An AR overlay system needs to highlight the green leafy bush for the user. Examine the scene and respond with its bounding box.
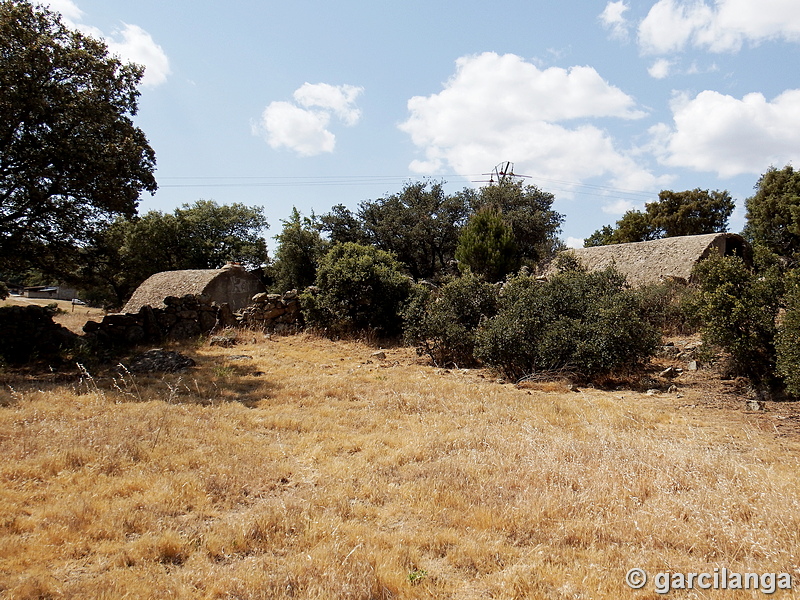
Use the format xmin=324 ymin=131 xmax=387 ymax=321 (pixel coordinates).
xmin=776 ymin=276 xmax=800 ymax=396
xmin=454 ymin=207 xmax=519 ymax=282
xmin=692 ymin=255 xmax=784 ymax=393
xmin=474 ymin=268 xmax=658 ymax=381
xmin=271 ymin=207 xmax=328 ymax=293
xmin=403 ymin=271 xmax=499 ymax=366
xmin=633 ymin=280 xmax=699 ymax=335
xmin=300 ymin=242 xmax=412 ymax=337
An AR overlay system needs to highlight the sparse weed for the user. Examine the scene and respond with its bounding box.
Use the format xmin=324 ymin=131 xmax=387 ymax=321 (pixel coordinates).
xmin=213 ymin=365 xmax=235 ymax=378
xmin=407 ymin=568 xmax=428 ymax=585
xmin=112 ymin=363 xmax=143 ymax=402
xmin=76 ymin=362 xmax=106 ymax=401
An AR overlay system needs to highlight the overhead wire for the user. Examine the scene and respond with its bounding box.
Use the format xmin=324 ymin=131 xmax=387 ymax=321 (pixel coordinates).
xmin=157 ymin=173 xmax=658 ymax=205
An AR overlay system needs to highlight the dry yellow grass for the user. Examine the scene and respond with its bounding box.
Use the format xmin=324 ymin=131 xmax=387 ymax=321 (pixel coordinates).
xmin=1 ymin=332 xmax=799 ymax=599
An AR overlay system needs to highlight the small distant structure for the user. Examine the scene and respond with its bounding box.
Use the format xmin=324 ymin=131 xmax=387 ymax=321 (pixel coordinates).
xmin=562 ymin=233 xmax=751 ymax=286
xmin=24 ymin=285 xmax=78 ymax=300
xmin=123 ymin=263 xmax=266 ymax=313
xmin=474 ymin=161 xmax=531 ymax=186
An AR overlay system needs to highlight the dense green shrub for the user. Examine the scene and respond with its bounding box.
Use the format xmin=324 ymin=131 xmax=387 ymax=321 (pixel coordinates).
xmin=271 ymin=207 xmax=328 ymax=293
xmin=300 ymin=242 xmax=412 ymax=337
xmin=633 ymin=280 xmax=699 ymax=335
xmin=474 ymin=268 xmax=658 ymax=380
xmin=454 ymin=208 xmax=519 ymax=282
xmin=692 ymin=255 xmax=784 ymax=393
xmin=776 ymin=277 xmax=800 ymax=396
xmin=403 ymin=271 xmax=499 ymax=366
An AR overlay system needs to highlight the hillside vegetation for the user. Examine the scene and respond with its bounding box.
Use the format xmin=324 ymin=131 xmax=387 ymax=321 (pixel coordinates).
xmin=1 ymin=333 xmax=798 ymax=599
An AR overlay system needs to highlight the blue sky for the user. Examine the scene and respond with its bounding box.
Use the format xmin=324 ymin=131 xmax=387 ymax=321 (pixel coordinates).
xmin=45 ymin=0 xmax=800 ymax=249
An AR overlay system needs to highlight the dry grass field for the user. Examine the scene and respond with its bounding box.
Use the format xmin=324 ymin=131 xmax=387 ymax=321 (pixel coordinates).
xmin=1 ymin=330 xmax=799 ymax=599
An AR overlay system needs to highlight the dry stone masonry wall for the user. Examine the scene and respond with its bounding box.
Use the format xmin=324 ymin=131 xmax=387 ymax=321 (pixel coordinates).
xmin=83 ymin=290 xmax=303 ymax=345
xmin=237 ymin=291 xmax=302 ymax=334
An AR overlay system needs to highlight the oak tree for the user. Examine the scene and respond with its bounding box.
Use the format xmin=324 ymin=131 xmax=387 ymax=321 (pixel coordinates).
xmin=0 ymin=1 xmax=157 ymax=273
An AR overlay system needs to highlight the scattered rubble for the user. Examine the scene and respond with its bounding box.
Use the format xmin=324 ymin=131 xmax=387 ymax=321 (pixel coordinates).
xmin=126 ymin=349 xmax=196 ymax=373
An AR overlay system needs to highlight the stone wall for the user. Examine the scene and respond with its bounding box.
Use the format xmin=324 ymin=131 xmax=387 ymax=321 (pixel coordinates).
xmin=237 ymin=290 xmax=302 ymax=334
xmin=0 ymin=304 xmax=78 ymax=364
xmin=83 ymin=291 xmax=303 ymax=344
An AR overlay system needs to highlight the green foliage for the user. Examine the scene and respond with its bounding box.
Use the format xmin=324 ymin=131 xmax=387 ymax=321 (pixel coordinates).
xmin=316 ymin=204 xmax=367 ymax=245
xmin=474 ymin=269 xmax=658 ymax=380
xmin=355 ymin=181 xmax=469 ymax=280
xmin=465 ymin=180 xmax=564 ymax=265
xmin=0 ymin=281 xmax=7 ymax=300
xmin=403 ymin=271 xmax=499 ymax=366
xmin=585 ymin=212 xmax=649 ymax=245
xmin=170 ymin=200 xmax=269 ymax=268
xmin=407 ymin=569 xmax=428 ymax=585
xmin=271 ymin=208 xmax=328 ymax=293
xmin=632 ymin=280 xmax=699 ymax=335
xmin=454 ymin=208 xmax=519 ymax=282
xmin=692 ymin=256 xmax=785 ymax=392
xmin=551 ymin=251 xmax=588 ymax=274
xmin=76 ymin=200 xmax=268 ymax=308
xmin=0 ymin=1 xmax=156 ymax=274
xmin=317 ymin=180 xmax=562 ymax=281
xmin=585 ymin=189 xmax=734 ymax=246
xmin=583 ymin=225 xmax=615 ymax=247
xmin=776 ymin=277 xmax=800 ymax=396
xmin=614 ymin=210 xmax=660 ymax=243
xmin=300 ymin=243 xmax=412 ymax=337
xmin=744 ymin=165 xmax=800 ymax=260
xmin=649 ymin=189 xmax=735 ymax=237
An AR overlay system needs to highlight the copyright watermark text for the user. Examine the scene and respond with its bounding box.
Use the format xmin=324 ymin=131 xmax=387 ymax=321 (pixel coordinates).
xmin=626 ymin=568 xmax=793 ymax=594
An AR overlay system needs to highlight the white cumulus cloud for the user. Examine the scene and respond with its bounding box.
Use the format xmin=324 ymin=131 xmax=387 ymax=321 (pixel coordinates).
xmin=638 ymin=0 xmax=800 ymax=54
xmin=399 ymin=52 xmax=663 ymax=192
xmin=41 ymin=1 xmax=170 ymax=87
xmin=106 ymin=24 xmax=170 ymax=87
xmin=42 ymin=0 xmax=83 ymax=22
xmin=648 ymin=58 xmax=673 ymax=79
xmin=602 ymin=198 xmax=637 ymax=214
xmin=294 ymin=83 xmax=364 ymax=126
xmin=599 ymin=1 xmax=631 ymax=40
xmin=650 ymin=89 xmax=800 ymax=177
xmin=255 ymin=83 xmax=363 ymax=157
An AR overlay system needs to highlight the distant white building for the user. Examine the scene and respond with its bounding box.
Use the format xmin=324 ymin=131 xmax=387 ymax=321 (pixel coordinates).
xmin=24 ymin=286 xmax=78 ymax=301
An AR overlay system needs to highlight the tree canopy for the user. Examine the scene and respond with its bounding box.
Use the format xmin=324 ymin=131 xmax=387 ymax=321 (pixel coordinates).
xmin=355 ymin=181 xmax=469 ymax=280
xmin=76 ymin=200 xmax=268 ymax=307
xmin=744 ymin=165 xmax=800 ymax=260
xmin=271 ymin=207 xmax=328 ymax=293
xmin=585 ymin=189 xmax=734 ymax=246
xmin=455 ymin=207 xmax=519 ymax=282
xmin=464 ymin=180 xmax=564 ymax=265
xmin=0 ymin=1 xmax=157 ymax=274
xmin=316 ymin=179 xmax=562 ymax=282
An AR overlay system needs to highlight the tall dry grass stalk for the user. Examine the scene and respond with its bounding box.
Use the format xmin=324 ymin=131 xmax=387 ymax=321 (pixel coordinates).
xmin=0 ymin=332 xmax=798 ymax=598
